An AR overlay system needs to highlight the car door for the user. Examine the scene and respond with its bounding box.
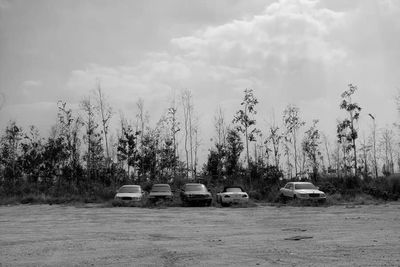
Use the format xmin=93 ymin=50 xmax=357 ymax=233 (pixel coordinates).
xmin=287 ymin=183 xmax=295 ymax=198
xmin=282 ymin=183 xmax=294 ymax=198
xmin=281 ymin=183 xmax=291 ymax=197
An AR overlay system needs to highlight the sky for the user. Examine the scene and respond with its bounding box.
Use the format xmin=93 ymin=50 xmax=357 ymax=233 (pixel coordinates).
xmin=0 ymin=0 xmax=400 ymax=163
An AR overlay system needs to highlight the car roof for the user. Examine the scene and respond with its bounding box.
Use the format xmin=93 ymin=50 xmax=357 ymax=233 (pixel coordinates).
xmin=223 ymin=185 xmax=244 ymax=192
xmin=120 ymin=185 xmax=141 ymax=188
xmin=152 ymin=184 xmax=170 ymax=187
xmin=185 ymin=183 xmax=204 ymax=185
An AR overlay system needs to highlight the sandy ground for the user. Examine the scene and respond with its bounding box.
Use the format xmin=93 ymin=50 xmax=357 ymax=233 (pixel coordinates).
xmin=1 ymin=203 xmax=400 ymax=266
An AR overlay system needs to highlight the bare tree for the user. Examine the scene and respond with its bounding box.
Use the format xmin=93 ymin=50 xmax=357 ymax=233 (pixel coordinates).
xmin=368 ymin=113 xmax=378 ymax=178
xmin=380 ymin=127 xmax=395 ymax=176
xmin=215 ymin=107 xmax=227 ymax=149
xmin=95 ymin=83 xmax=112 ymax=164
xmin=359 ymin=133 xmax=371 ymax=178
xmin=81 ymin=96 xmax=104 ymax=183
xmin=321 ymin=133 xmax=332 ymax=172
xmin=181 ymin=89 xmax=195 ymax=179
xmin=167 ymin=95 xmax=180 ymax=178
xmin=266 ymin=123 xmax=282 ymax=169
xmin=283 ymin=104 xmax=305 ymax=177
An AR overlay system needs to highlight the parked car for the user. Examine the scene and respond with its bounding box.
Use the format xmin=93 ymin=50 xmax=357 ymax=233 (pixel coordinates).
xmin=148 ymin=184 xmax=173 ymax=202
xmin=279 ymin=182 xmax=326 ymax=202
xmin=216 ymin=186 xmax=249 ymax=206
xmin=180 ymin=183 xmax=212 ymax=206
xmin=113 ymin=185 xmax=144 ymax=206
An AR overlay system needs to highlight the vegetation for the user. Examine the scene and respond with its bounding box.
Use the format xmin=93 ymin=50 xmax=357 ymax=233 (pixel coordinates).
xmin=1 ymin=84 xmax=400 ymax=204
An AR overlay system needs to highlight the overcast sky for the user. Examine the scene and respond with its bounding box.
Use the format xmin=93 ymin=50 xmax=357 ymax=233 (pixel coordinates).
xmin=0 ymin=0 xmax=399 ymax=162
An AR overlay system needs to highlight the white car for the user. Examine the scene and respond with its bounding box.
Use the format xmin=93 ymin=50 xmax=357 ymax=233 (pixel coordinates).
xmin=216 ymin=186 xmax=249 ymax=206
xmin=279 ymin=182 xmax=326 ymax=202
xmin=113 ymin=185 xmax=144 ymax=206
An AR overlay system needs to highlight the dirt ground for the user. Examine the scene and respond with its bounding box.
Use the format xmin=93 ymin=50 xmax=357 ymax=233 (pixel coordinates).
xmin=1 ymin=203 xmax=399 ymax=266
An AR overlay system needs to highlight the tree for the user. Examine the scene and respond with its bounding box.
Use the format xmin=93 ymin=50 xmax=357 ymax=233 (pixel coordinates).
xmin=283 ymin=104 xmax=305 ymax=178
xmin=214 ymin=108 xmax=227 ymax=178
xmin=137 ymin=130 xmax=159 ymax=181
xmin=117 ymin=123 xmax=139 ymax=180
xmin=20 ymin=126 xmax=43 ymax=189
xmin=266 ymin=123 xmax=282 ymax=169
xmin=321 ymin=133 xmax=332 ymax=173
xmin=233 ymin=89 xmax=258 ymax=187
xmin=301 ymin=120 xmax=321 ymax=182
xmin=337 ymin=84 xmax=361 ymax=176
xmin=167 ymin=100 xmax=180 ymax=178
xmin=81 ymin=96 xmax=104 ymax=185
xmin=95 ymin=83 xmax=112 ymax=164
xmin=57 ymin=101 xmax=83 ymax=187
xmin=0 ymin=121 xmax=23 ymax=194
xmin=181 ymin=89 xmax=196 ymax=179
xmin=380 ymin=127 xmax=395 ymax=176
xmin=368 ymin=113 xmax=378 ymax=178
xmin=225 ymin=128 xmax=244 ymax=177
xmin=359 ymin=134 xmax=371 ymax=179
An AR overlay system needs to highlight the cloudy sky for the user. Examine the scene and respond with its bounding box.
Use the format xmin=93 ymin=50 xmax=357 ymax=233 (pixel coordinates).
xmin=0 ymin=0 xmax=399 ymax=161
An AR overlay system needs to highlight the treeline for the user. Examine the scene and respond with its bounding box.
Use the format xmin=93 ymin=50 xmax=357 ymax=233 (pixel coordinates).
xmin=0 ymin=84 xmax=399 ymax=201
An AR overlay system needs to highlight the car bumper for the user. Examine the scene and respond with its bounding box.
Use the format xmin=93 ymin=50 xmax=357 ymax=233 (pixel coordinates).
xmin=297 ymin=195 xmax=326 ymax=201
xmin=148 ymin=195 xmax=173 ymax=200
xmin=183 ymin=196 xmax=212 ymax=202
xmin=221 ymin=198 xmax=249 ymax=204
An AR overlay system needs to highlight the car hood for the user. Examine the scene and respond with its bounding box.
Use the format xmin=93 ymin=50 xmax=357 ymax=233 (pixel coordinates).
xmin=184 ymin=190 xmax=210 ymax=195
xmin=149 ymin=192 xmax=172 ymax=196
xmin=115 ymin=193 xmax=142 ymax=198
xmin=295 ymin=189 xmax=324 ymax=194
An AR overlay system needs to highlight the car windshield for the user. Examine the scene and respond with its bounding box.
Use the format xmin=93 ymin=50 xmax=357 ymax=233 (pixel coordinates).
xmin=295 ymin=183 xmax=316 ymax=190
xmin=185 ymin=184 xmax=206 ymax=191
xmin=119 ymin=186 xmax=140 ymax=193
xmin=151 ymin=185 xmax=171 ymax=192
xmin=225 ymin=187 xmax=242 ymax=192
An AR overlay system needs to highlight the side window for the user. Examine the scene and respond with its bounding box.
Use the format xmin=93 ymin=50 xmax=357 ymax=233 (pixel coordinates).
xmin=285 ymin=183 xmax=291 ymax=189
xmin=289 ymin=184 xmax=294 ymax=190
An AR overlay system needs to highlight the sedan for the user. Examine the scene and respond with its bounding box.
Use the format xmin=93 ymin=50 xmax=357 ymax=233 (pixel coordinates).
xmin=279 ymin=182 xmax=326 ymax=202
xmin=148 ymin=184 xmax=173 ymax=202
xmin=180 ymin=183 xmax=212 ymax=206
xmin=216 ymin=186 xmax=249 ymax=206
xmin=113 ymin=185 xmax=144 ymax=206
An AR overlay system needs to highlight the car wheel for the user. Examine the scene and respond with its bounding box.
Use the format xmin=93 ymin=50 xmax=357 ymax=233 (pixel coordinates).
xmin=221 ymin=202 xmax=229 ymax=207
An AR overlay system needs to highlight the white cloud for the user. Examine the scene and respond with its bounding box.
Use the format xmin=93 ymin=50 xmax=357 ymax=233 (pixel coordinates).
xmin=22 ymin=80 xmax=42 ymax=87
xmin=58 ymin=0 xmax=400 ymax=164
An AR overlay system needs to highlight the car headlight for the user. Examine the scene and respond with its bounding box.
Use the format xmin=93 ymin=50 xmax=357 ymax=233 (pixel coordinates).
xmin=242 ymin=194 xmax=248 ymax=198
xmin=299 ymin=193 xmax=308 ymax=197
xmin=321 ymin=194 xmax=326 ymax=197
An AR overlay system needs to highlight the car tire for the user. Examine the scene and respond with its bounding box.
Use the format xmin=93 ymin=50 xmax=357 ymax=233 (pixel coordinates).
xmin=221 ymin=202 xmax=229 ymax=207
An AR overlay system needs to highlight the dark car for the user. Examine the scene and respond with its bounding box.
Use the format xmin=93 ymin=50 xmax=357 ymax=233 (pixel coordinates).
xmin=180 ymin=183 xmax=212 ymax=206
xmin=148 ymin=184 xmax=173 ymax=202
